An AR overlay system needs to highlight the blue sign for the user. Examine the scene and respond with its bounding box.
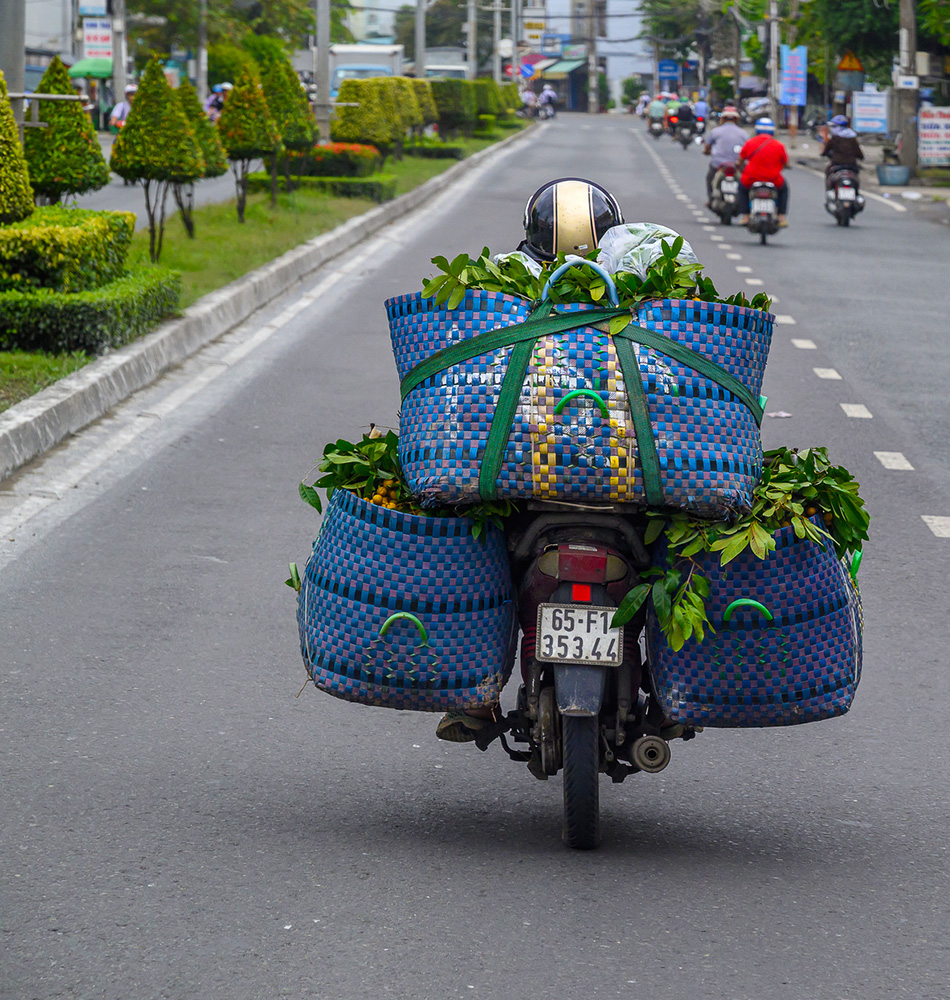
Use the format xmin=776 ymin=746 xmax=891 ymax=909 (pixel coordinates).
xmin=78 ymin=1 xmax=107 ymax=14
xmin=658 ymin=59 xmax=678 ymax=78
xmin=519 ymin=63 xmax=535 ymax=79
xmin=779 ymin=44 xmax=807 ymax=107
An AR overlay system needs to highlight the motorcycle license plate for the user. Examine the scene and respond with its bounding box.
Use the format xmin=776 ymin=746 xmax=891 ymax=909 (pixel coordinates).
xmin=838 ymin=187 xmax=856 ymax=200
xmin=536 ymin=604 xmax=623 ymax=667
xmin=752 ymin=198 xmax=774 ymax=213
xmin=721 ymin=180 xmax=738 ymax=194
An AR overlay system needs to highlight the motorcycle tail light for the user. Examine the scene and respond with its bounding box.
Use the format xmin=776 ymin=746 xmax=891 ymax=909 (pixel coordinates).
xmin=571 ymin=584 xmax=592 ymax=603
xmin=670 ymin=115 xmax=678 ymax=123
xmin=723 ymin=165 xmax=735 ymax=176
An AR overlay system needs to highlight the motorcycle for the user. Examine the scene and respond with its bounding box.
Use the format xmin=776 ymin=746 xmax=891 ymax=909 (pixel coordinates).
xmin=668 ymin=114 xmax=694 ymax=149
xmin=825 ymin=167 xmax=865 ymax=226
xmin=694 ymin=115 xmax=706 ymax=136
xmin=746 ymin=181 xmax=781 ymax=244
xmin=648 ymin=117 xmax=665 ymax=140
xmin=710 ymin=164 xmax=741 ymax=225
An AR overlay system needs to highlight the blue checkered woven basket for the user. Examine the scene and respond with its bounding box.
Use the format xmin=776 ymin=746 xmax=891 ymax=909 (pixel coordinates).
xmin=297 ymin=489 xmax=517 ymax=711
xmin=647 ymin=525 xmax=863 ymax=727
xmin=386 ymin=290 xmax=773 ymax=518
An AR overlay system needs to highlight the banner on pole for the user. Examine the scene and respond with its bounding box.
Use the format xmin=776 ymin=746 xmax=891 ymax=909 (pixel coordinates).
xmin=919 ymin=107 xmax=950 ymax=166
xmin=779 ymin=45 xmax=807 ymax=106
xmin=852 ymin=92 xmax=889 ymax=134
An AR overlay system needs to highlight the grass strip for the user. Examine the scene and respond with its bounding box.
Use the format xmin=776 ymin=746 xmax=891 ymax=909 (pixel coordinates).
xmin=0 ymin=128 xmax=524 ymax=414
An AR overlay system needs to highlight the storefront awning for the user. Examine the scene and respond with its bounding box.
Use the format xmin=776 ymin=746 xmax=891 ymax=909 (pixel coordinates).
xmin=540 ymin=59 xmax=586 ymax=80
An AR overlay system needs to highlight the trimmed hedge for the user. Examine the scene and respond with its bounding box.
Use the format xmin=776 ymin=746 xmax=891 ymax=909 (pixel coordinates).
xmin=330 ymin=79 xmax=392 ymax=155
xmin=276 ymin=142 xmax=382 ymax=177
xmin=474 ymin=114 xmax=497 ymax=135
xmin=412 ymin=79 xmax=439 ymax=128
xmin=405 ymin=140 xmax=465 ymax=160
xmin=246 ymin=172 xmax=396 ymax=203
xmin=0 ymin=207 xmax=135 ymax=293
xmin=430 ymin=79 xmax=478 ymax=138
xmin=0 ymin=265 xmax=181 ymax=354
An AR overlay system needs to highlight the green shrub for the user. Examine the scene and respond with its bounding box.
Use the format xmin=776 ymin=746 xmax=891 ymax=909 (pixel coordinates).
xmin=404 ymin=139 xmax=464 ymax=159
xmin=263 ymin=57 xmax=316 ymax=152
xmin=368 ymin=78 xmax=405 ymax=157
xmin=330 ymin=79 xmax=392 ymax=159
xmin=474 ymin=78 xmax=503 ymax=116
xmin=22 ymin=56 xmax=110 ymax=204
xmin=240 ymin=33 xmax=288 ymax=76
xmin=0 ymin=207 xmax=134 ymax=293
xmin=275 ymin=142 xmax=381 ymax=177
xmin=474 ymin=113 xmax=496 ymax=135
xmin=246 ymin=172 xmax=397 ymax=203
xmin=0 ymin=70 xmax=34 ymax=224
xmin=430 ymin=79 xmax=477 ymax=138
xmin=177 ymin=79 xmax=228 ymax=179
xmin=208 ymin=43 xmax=259 ymax=89
xmin=411 ymin=79 xmax=439 ymax=128
xmin=0 ymin=266 xmax=181 ymax=354
xmin=392 ymin=77 xmax=423 ymax=134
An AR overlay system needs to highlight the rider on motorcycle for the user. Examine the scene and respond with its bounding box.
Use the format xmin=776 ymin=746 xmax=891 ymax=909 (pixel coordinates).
xmin=670 ymin=100 xmax=695 ymax=135
xmin=822 ymin=114 xmax=864 ymax=189
xmin=702 ymin=105 xmax=746 ymax=205
xmin=736 ymin=117 xmax=790 ymax=227
xmin=538 ymin=83 xmax=558 ymax=117
xmin=437 ymin=177 xmax=625 ymax=742
xmin=647 ymin=94 xmax=667 ymax=128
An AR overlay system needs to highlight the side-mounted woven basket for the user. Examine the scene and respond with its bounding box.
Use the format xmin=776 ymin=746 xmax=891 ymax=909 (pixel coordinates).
xmin=647 ymin=524 xmax=863 ymax=727
xmin=297 ymin=489 xmax=517 ymax=711
xmin=387 ymin=265 xmax=773 ymax=519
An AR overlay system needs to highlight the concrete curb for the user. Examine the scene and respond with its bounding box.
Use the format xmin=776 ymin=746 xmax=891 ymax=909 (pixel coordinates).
xmin=0 ymin=125 xmax=536 ymax=483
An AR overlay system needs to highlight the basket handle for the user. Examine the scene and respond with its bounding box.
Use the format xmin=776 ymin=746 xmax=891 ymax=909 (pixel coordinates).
xmin=378 ymin=612 xmax=429 ymax=647
xmin=722 ymin=599 xmax=774 ymax=624
xmin=849 ymin=550 xmax=862 ymax=581
xmin=554 ymin=389 xmax=610 ymax=420
xmin=540 ymin=258 xmax=620 ymax=306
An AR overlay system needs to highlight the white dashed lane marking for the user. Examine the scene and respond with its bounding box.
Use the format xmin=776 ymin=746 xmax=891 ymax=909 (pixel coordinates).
xmin=814 ymin=368 xmax=842 ymax=380
xmin=775 ymin=315 xmax=796 ymax=325
xmin=745 ymin=278 xmax=764 ymax=286
xmin=922 ymin=516 xmax=950 ymax=537
xmin=710 ymin=235 xmax=725 ymax=241
xmin=791 ymin=338 xmax=816 ymax=348
xmin=702 ymin=225 xmax=716 ymax=231
xmin=875 ymin=451 xmax=914 ymax=470
xmin=726 ymin=252 xmax=742 ymax=260
xmin=841 ymin=403 xmax=873 ymax=418
xmin=717 ymin=244 xmax=733 ymax=250
xmin=736 ymin=265 xmax=752 ymax=273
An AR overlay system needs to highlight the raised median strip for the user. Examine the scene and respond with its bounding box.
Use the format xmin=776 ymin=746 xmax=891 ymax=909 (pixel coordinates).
xmin=0 ymin=124 xmax=535 ymax=484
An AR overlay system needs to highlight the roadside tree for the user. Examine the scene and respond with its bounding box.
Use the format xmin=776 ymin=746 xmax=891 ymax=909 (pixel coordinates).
xmin=0 ymin=71 xmax=35 ymax=224
xmin=263 ymin=58 xmax=316 ymax=199
xmin=174 ymin=78 xmax=228 ymax=237
xmin=110 ymin=59 xmax=204 ymax=261
xmin=330 ymin=80 xmax=392 ymax=162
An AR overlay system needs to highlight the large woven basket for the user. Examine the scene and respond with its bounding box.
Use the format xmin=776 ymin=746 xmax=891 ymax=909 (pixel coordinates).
xmin=297 ymin=489 xmax=517 ymax=711
xmin=387 ymin=285 xmax=772 ymax=518
xmin=647 ymin=525 xmax=863 ymax=727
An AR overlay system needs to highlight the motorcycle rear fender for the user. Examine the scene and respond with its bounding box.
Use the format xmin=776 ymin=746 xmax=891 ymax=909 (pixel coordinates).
xmin=555 ymin=664 xmax=607 ymax=717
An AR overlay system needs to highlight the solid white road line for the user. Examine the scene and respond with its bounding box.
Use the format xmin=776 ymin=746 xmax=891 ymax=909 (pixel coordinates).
xmin=814 ymin=368 xmax=842 ymax=379
xmin=922 ymin=516 xmax=950 ymax=537
xmin=875 ymin=451 xmax=914 ymax=470
xmin=791 ymin=338 xmax=816 ymax=348
xmin=841 ymin=403 xmax=873 ymax=418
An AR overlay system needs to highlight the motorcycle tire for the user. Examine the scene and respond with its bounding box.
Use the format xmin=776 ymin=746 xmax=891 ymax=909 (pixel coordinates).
xmin=562 ymin=715 xmax=600 ymax=850
xmin=838 ymin=213 xmax=850 ymax=227
xmin=760 ymin=230 xmax=768 ymax=245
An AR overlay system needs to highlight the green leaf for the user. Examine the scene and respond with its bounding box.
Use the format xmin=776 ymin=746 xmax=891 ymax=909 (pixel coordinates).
xmin=611 ymin=583 xmax=650 ymax=627
xmin=652 ymin=578 xmax=672 ymax=623
xmin=644 ymin=516 xmax=667 ymax=546
xmin=298 ymin=482 xmax=322 ymax=512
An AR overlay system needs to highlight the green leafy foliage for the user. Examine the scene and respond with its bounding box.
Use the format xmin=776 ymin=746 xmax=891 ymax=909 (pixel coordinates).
xmin=176 ymin=78 xmax=228 ymax=178
xmin=274 ymin=141 xmax=381 ymax=178
xmin=612 ymin=447 xmax=870 ymax=651
xmin=298 ymin=427 xmax=518 ymax=542
xmin=0 ymin=265 xmax=180 ymax=354
xmin=0 ymin=70 xmax=35 ymax=224
xmin=22 ymin=56 xmax=110 ymax=203
xmin=392 ymin=77 xmax=424 ymax=134
xmin=246 ymin=171 xmax=395 ymax=202
xmin=330 ymin=79 xmax=392 ymax=156
xmin=411 ymin=79 xmax=439 ymax=128
xmin=0 ymin=207 xmax=134 ymax=293
xmin=263 ymin=57 xmax=316 ymax=152
xmin=207 ymin=42 xmax=260 ymax=89
xmin=421 ymin=238 xmax=773 ymax=313
xmin=429 ymin=79 xmax=478 ymax=138
xmin=217 ymin=64 xmax=281 ymax=160
xmin=368 ymin=78 xmax=405 ymax=156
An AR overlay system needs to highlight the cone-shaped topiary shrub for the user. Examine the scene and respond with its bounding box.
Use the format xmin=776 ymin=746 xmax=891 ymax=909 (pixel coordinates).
xmin=217 ymin=65 xmax=281 ymax=222
xmin=173 ymin=78 xmax=227 ymax=237
xmin=411 ymin=79 xmax=439 ymax=131
xmin=263 ymin=57 xmax=316 ymax=200
xmin=111 ymin=58 xmax=204 ymax=260
xmin=0 ymin=71 xmax=35 ymax=225
xmin=330 ymin=79 xmax=392 ymax=163
xmin=22 ymin=56 xmax=110 ymax=204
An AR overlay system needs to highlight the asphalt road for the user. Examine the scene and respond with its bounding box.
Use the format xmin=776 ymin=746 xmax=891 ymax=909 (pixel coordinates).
xmin=2 ymin=116 xmax=950 ymax=1000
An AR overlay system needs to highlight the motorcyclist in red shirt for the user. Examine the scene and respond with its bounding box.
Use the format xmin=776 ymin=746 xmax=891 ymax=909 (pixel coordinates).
xmin=736 ymin=117 xmax=790 ymax=226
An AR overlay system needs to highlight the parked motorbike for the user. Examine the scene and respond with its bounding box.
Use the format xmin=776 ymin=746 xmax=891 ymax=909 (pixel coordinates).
xmin=648 ymin=117 xmax=665 ymax=140
xmin=710 ymin=165 xmax=741 ymax=225
xmin=825 ymin=167 xmax=864 ymax=226
xmin=746 ymin=181 xmax=781 ymax=244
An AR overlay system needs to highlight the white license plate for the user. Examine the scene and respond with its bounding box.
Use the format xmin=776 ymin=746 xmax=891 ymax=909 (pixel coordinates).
xmin=837 ymin=187 xmax=856 ymax=200
xmin=536 ymin=604 xmax=623 ymax=667
xmin=752 ymin=198 xmax=775 ymax=213
xmin=721 ymin=180 xmax=738 ymax=194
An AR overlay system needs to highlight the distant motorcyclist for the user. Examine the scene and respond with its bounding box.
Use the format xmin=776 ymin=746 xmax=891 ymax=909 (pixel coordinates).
xmin=693 ymin=96 xmax=709 ymax=121
xmin=538 ymin=83 xmax=558 ymax=117
xmin=822 ymin=114 xmax=864 ymax=189
xmin=647 ymin=95 xmax=667 ymax=124
xmin=736 ymin=117 xmax=790 ymax=226
xmin=669 ymin=99 xmax=694 ymax=137
xmin=703 ymin=105 xmax=746 ymax=205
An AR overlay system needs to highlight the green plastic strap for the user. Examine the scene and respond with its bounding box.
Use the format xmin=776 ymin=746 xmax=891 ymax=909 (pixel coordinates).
xmin=722 ymin=599 xmax=774 ymax=624
xmin=613 ymin=335 xmax=665 ymax=506
xmin=850 ymin=550 xmax=862 ymax=581
xmin=613 ymin=323 xmax=765 ymax=425
xmin=379 ymin=612 xmax=429 ymax=646
xmin=399 ymin=306 xmax=626 ymax=401
xmin=554 ymin=389 xmax=610 ymax=420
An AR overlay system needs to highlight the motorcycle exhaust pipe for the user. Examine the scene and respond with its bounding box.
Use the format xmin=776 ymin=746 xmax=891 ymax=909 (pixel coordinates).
xmin=631 ymin=735 xmax=672 ymax=773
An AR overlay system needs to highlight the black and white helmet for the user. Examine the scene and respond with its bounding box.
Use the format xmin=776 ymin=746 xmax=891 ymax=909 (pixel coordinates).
xmin=518 ymin=177 xmax=624 ymax=262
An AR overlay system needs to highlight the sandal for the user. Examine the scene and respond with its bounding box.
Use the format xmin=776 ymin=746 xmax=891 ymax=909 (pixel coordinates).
xmin=436 ymin=709 xmax=493 ymax=743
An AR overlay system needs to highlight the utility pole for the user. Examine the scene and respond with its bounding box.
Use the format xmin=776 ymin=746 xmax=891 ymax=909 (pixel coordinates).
xmin=314 ymin=0 xmax=331 ymax=142
xmin=768 ymin=0 xmax=779 ymax=125
xmin=652 ymin=39 xmax=659 ymax=98
xmin=899 ymin=0 xmax=918 ymax=171
xmin=587 ymin=0 xmax=597 ymax=114
xmin=0 ymin=0 xmax=26 ymax=125
xmin=467 ymin=0 xmax=477 ymax=79
xmin=197 ymin=0 xmax=208 ymax=102
xmin=112 ymin=0 xmax=128 ymax=95
xmin=492 ymin=0 xmax=502 ymax=84
xmin=415 ymin=0 xmax=426 ymax=80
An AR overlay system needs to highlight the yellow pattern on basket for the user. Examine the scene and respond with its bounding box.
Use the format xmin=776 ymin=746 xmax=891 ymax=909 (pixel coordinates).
xmin=523 ymin=334 xmax=637 ymax=499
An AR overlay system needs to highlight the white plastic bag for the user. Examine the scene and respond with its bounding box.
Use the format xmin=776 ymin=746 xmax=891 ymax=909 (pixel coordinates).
xmin=490 ymin=250 xmax=544 ymax=277
xmin=596 ymin=223 xmax=698 ymax=279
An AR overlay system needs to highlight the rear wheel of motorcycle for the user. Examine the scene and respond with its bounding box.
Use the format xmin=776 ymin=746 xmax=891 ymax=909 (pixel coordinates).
xmin=760 ymin=230 xmax=768 ymax=245
xmin=562 ymin=715 xmax=600 ymax=850
xmin=839 ymin=213 xmax=850 ymax=227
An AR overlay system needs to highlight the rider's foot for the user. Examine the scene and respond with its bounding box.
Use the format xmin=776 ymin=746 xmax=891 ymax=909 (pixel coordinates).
xmin=436 ymin=706 xmax=497 ymax=743
xmin=778 ymin=214 xmax=789 ymax=227
xmin=737 ymin=214 xmax=750 ymax=225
